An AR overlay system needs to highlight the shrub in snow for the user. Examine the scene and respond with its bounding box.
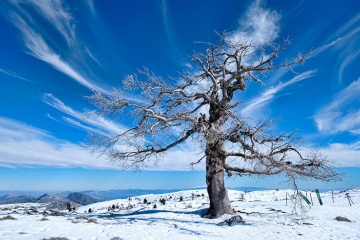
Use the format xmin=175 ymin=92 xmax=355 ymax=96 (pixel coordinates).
xmin=88 ymin=218 xmax=98 ymax=224
xmin=0 ymin=215 xmax=16 ymax=220
xmin=185 ymin=203 xmax=192 ymax=209
xmin=335 ymin=216 xmax=351 ymax=222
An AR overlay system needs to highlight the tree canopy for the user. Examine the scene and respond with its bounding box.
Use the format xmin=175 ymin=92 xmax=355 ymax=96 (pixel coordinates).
xmin=87 ymin=33 xmax=339 ymax=218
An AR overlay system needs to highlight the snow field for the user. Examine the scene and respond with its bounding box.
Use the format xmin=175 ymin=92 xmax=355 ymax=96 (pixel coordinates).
xmin=0 ymin=188 xmax=359 ymax=240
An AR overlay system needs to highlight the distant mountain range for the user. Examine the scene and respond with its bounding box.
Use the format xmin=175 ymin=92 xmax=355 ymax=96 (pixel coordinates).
xmin=81 ymin=189 xmax=184 ymax=201
xmin=0 ymin=192 xmax=99 ymax=206
xmin=0 ymin=187 xmax=268 ymax=205
xmin=0 ymin=194 xmax=37 ymax=204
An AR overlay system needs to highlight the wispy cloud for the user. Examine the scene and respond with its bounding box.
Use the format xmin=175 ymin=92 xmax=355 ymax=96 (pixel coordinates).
xmin=321 ymin=141 xmax=360 ymax=167
xmin=0 ymin=68 xmax=34 ymax=83
xmin=25 ymin=0 xmax=75 ymax=45
xmin=241 ymin=70 xmax=317 ymax=116
xmin=12 ymin=14 xmax=109 ymax=93
xmin=0 ymin=116 xmax=202 ymax=170
xmin=229 ymin=0 xmax=280 ymax=44
xmin=315 ymin=11 xmax=360 ymax=85
xmin=316 ymin=12 xmax=360 ymax=54
xmin=2 ymin=116 xmax=358 ymax=169
xmin=338 ymin=48 xmax=360 ymax=84
xmin=0 ymin=116 xmax=114 ymax=169
xmin=327 ymin=12 xmax=360 ymax=43
xmin=62 ymin=117 xmax=105 ymax=135
xmin=42 ymin=93 xmax=124 ymax=135
xmin=85 ymin=0 xmax=96 ymax=16
xmin=159 ymin=0 xmax=184 ymax=66
xmin=314 ymin=77 xmax=360 ymax=134
xmin=3 ymin=0 xmax=111 ymax=94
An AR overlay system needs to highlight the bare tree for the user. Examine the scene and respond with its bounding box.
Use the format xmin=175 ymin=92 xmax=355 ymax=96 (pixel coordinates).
xmin=87 ymin=34 xmax=339 ymax=218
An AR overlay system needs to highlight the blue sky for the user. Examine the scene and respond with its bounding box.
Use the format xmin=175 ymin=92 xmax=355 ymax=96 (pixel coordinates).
xmin=0 ymin=0 xmax=359 ymax=191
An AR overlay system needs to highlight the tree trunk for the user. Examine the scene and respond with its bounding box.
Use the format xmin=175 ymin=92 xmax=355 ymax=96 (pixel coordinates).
xmin=203 ymin=141 xmax=234 ymax=218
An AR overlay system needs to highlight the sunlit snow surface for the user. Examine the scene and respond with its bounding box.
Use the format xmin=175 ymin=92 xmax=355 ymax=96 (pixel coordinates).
xmin=0 ymin=189 xmax=359 ymax=239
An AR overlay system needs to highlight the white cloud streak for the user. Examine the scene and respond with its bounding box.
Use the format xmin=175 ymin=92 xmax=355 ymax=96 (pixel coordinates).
xmin=314 ymin=77 xmax=360 ymax=134
xmin=315 ymin=11 xmax=360 ymax=78
xmin=62 ymin=117 xmax=105 ymax=135
xmin=326 ymin=11 xmax=360 ymax=43
xmin=5 ymin=0 xmax=111 ymax=95
xmin=85 ymin=0 xmax=96 ymax=15
xmin=1 ymin=116 xmax=357 ymax=169
xmin=0 ymin=117 xmax=202 ymax=170
xmin=0 ymin=116 xmax=114 ymax=169
xmin=25 ymin=0 xmax=75 ymax=45
xmin=0 ymin=68 xmax=34 ymax=83
xmin=12 ymin=14 xmax=107 ymax=93
xmin=42 ymin=93 xmax=124 ymax=135
xmin=338 ymin=48 xmax=360 ymax=84
xmin=159 ymin=0 xmax=184 ymax=66
xmin=310 ymin=10 xmax=360 ymax=55
xmin=241 ymin=70 xmax=317 ymax=116
xmin=321 ymin=141 xmax=360 ymax=167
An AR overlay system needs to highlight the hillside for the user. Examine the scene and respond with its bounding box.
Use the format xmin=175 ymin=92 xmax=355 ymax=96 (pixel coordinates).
xmin=66 ymin=192 xmax=99 ymax=205
xmin=0 ymin=194 xmax=37 ymax=204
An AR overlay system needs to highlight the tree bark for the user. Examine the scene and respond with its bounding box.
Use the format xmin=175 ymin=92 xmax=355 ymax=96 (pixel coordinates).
xmin=204 ymin=140 xmax=234 ymax=218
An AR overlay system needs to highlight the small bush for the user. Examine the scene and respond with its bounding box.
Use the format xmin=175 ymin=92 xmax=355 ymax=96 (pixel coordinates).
xmin=0 ymin=215 xmax=17 ymax=221
xmin=185 ymin=203 xmax=192 ymax=209
xmin=88 ymin=218 xmax=98 ymax=224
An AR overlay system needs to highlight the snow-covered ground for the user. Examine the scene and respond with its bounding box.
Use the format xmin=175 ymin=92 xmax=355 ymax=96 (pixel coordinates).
xmin=0 ymin=188 xmax=359 ymax=240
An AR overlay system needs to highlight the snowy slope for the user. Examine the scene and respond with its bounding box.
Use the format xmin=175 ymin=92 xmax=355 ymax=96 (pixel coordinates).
xmin=0 ymin=188 xmax=359 ymax=240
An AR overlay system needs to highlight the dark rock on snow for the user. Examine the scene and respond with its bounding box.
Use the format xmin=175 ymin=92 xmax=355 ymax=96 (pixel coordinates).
xmin=217 ymin=215 xmax=245 ymax=226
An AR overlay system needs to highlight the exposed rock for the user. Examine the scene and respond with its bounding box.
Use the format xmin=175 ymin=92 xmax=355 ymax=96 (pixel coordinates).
xmin=335 ymin=216 xmax=351 ymax=222
xmin=217 ymin=215 xmax=245 ymax=226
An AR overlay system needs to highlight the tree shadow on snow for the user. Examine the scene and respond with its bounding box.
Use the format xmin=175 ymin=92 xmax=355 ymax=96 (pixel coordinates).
xmin=95 ymin=208 xmax=208 ymax=219
xmin=90 ymin=208 xmax=216 ymax=236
